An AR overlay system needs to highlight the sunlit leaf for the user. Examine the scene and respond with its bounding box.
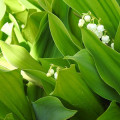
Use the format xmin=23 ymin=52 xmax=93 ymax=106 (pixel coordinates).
xmin=53 ymin=65 xmax=104 ymax=120
xmin=66 ymin=49 xmax=120 ymax=102
xmin=81 ymin=27 xmax=120 ymax=94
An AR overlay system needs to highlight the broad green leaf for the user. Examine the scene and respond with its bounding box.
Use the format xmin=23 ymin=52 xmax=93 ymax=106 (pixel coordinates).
xmin=63 ymin=0 xmax=120 ymax=38
xmin=52 ymin=0 xmax=69 ymax=28
xmin=42 ymin=38 xmax=63 ymax=58
xmin=9 ymin=13 xmax=20 ymax=30
xmin=48 ymin=13 xmax=79 ymax=56
xmin=38 ymin=0 xmax=52 ymax=11
xmin=30 ymin=12 xmax=62 ymax=59
xmin=21 ymin=69 xmax=55 ymax=94
xmin=0 ymin=41 xmax=43 ymax=71
xmin=4 ymin=113 xmax=14 ymax=120
xmin=4 ymin=0 xmax=25 ymax=13
xmin=26 ymin=0 xmax=43 ymax=10
xmin=81 ymin=28 xmax=120 ymax=94
xmin=39 ymin=58 xmax=70 ymax=70
xmin=33 ymin=96 xmax=77 ymax=120
xmin=30 ymin=14 xmax=50 ymax=59
xmin=0 ymin=70 xmax=33 ymax=120
xmin=68 ymin=9 xmax=84 ymax=48
xmin=0 ymin=0 xmax=6 ymax=21
xmin=114 ymin=23 xmax=120 ymax=52
xmin=19 ymin=0 xmax=41 ymax=11
xmin=66 ymin=49 xmax=120 ymax=102
xmin=27 ymin=82 xmax=46 ymax=102
xmin=22 ymin=11 xmax=45 ymax=43
xmin=53 ymin=65 xmax=104 ymax=120
xmin=0 ymin=55 xmax=16 ymax=71
xmin=117 ymin=0 xmax=120 ymax=5
xmin=97 ymin=101 xmax=120 ymax=120
xmin=0 ymin=101 xmax=11 ymax=119
xmin=13 ymin=10 xmax=28 ymax=24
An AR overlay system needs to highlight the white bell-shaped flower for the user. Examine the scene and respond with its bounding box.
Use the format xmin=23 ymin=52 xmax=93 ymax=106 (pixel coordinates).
xmin=46 ymin=72 xmax=51 ymax=77
xmin=78 ymin=19 xmax=85 ymax=27
xmin=102 ymin=35 xmax=110 ymax=44
xmin=49 ymin=69 xmax=54 ymax=75
xmin=84 ymin=15 xmax=91 ymax=22
xmin=111 ymin=43 xmax=114 ymax=49
xmin=54 ymin=72 xmax=58 ymax=79
xmin=97 ymin=25 xmax=105 ymax=32
xmin=94 ymin=30 xmax=103 ymax=38
xmin=21 ymin=24 xmax=25 ymax=29
xmin=87 ymin=23 xmax=97 ymax=32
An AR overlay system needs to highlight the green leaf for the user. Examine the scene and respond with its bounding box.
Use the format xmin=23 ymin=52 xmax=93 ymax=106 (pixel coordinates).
xmin=0 ymin=0 xmax=6 ymax=21
xmin=114 ymin=23 xmax=120 ymax=52
xmin=66 ymin=49 xmax=120 ymax=102
xmin=4 ymin=0 xmax=25 ymax=13
xmin=38 ymin=0 xmax=52 ymax=11
xmin=0 ymin=55 xmax=16 ymax=71
xmin=0 ymin=70 xmax=33 ymax=120
xmin=0 ymin=101 xmax=11 ymax=119
xmin=33 ymin=96 xmax=77 ymax=120
xmin=97 ymin=101 xmax=120 ymax=120
xmin=48 ymin=13 xmax=79 ymax=56
xmin=0 ymin=41 xmax=43 ymax=71
xmin=13 ymin=10 xmax=28 ymax=24
xmin=39 ymin=58 xmax=70 ymax=70
xmin=68 ymin=9 xmax=84 ymax=48
xmin=4 ymin=113 xmax=14 ymax=120
xmin=21 ymin=69 xmax=55 ymax=94
xmin=22 ymin=10 xmax=44 ymax=43
xmin=52 ymin=0 xmax=69 ymax=28
xmin=81 ymin=28 xmax=120 ymax=94
xmin=19 ymin=0 xmax=41 ymax=11
xmin=63 ymin=0 xmax=120 ymax=38
xmin=53 ymin=65 xmax=104 ymax=120
xmin=27 ymin=82 xmax=45 ymax=102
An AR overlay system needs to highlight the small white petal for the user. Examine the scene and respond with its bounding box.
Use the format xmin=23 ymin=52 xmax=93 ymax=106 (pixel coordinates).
xmin=111 ymin=43 xmax=114 ymax=49
xmin=49 ymin=69 xmax=54 ymax=75
xmin=94 ymin=30 xmax=103 ymax=38
xmin=21 ymin=24 xmax=25 ymax=29
xmin=97 ymin=25 xmax=105 ymax=32
xmin=84 ymin=15 xmax=91 ymax=22
xmin=101 ymin=35 xmax=110 ymax=44
xmin=78 ymin=19 xmax=85 ymax=27
xmin=54 ymin=72 xmax=58 ymax=79
xmin=1 ymin=22 xmax=14 ymax=36
xmin=87 ymin=23 xmax=97 ymax=32
xmin=46 ymin=73 xmax=51 ymax=77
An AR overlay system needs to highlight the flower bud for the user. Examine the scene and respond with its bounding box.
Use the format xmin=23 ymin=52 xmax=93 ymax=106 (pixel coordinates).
xmin=49 ymin=69 xmax=54 ymax=75
xmin=111 ymin=43 xmax=114 ymax=49
xmin=54 ymin=72 xmax=58 ymax=79
xmin=97 ymin=25 xmax=105 ymax=32
xmin=84 ymin=15 xmax=91 ymax=22
xmin=94 ymin=30 xmax=103 ymax=38
xmin=78 ymin=19 xmax=85 ymax=27
xmin=87 ymin=23 xmax=97 ymax=32
xmin=46 ymin=73 xmax=51 ymax=77
xmin=102 ymin=35 xmax=110 ymax=44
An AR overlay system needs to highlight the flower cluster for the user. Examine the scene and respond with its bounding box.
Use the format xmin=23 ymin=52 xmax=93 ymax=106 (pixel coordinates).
xmin=46 ymin=64 xmax=60 ymax=80
xmin=78 ymin=12 xmax=114 ymax=49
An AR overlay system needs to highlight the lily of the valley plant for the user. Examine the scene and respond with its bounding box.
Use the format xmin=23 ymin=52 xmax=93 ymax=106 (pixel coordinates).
xmin=0 ymin=0 xmax=120 ymax=120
